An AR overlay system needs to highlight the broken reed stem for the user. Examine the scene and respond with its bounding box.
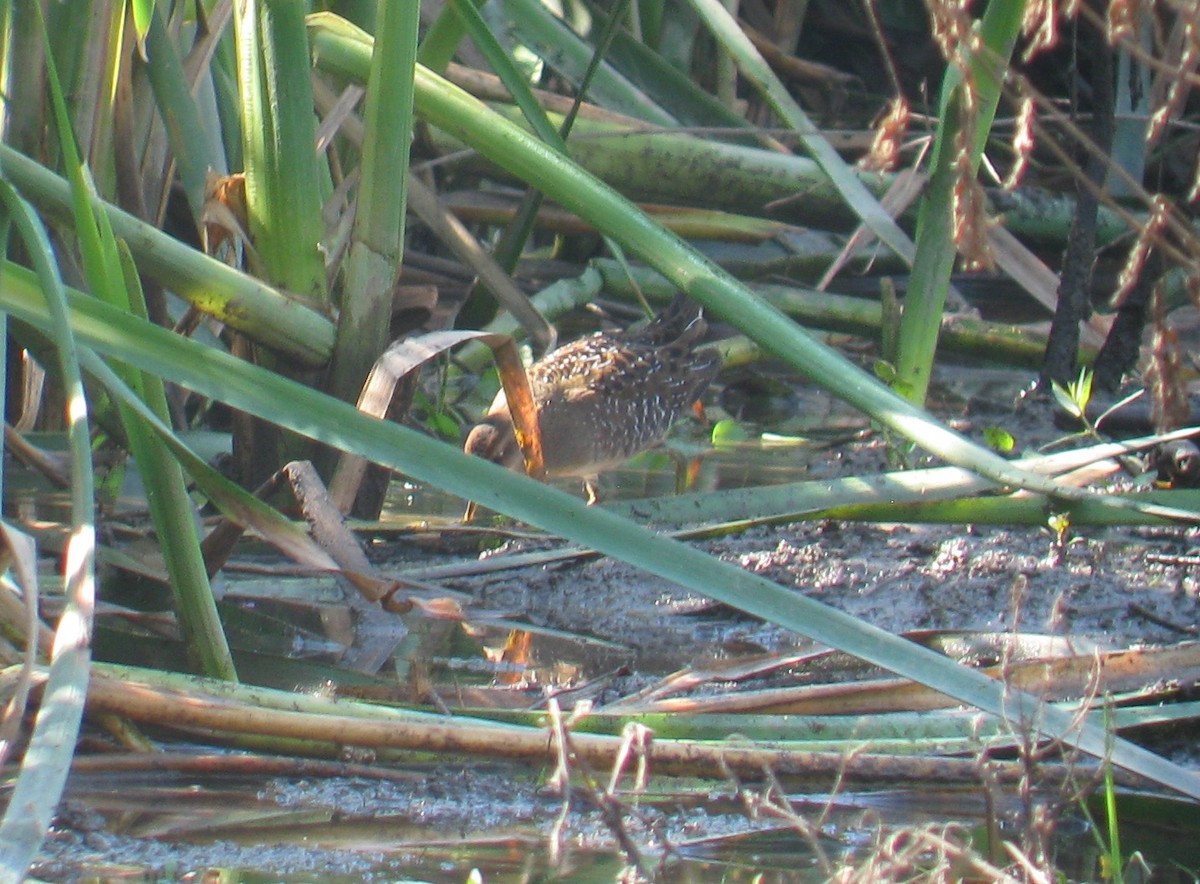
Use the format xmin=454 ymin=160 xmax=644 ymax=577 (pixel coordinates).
xmin=16 ymin=664 xmax=1114 ymax=789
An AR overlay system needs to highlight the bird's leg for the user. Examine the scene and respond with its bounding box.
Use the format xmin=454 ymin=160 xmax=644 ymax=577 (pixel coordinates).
xmin=584 ymin=478 xmax=601 ymax=505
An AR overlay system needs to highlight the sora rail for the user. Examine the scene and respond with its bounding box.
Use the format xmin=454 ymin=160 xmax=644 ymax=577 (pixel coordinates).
xmin=464 ymin=295 xmax=720 ymax=502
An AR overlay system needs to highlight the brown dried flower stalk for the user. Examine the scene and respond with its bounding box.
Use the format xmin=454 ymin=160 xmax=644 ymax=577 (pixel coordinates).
xmin=862 ymin=97 xmax=911 ymax=173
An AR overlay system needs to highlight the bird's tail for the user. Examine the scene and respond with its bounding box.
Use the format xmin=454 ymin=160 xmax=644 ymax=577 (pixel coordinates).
xmin=631 ymin=292 xmax=706 ymax=347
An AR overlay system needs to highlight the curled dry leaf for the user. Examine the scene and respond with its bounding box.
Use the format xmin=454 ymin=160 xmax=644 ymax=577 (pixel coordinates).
xmin=328 ymin=329 xmax=543 ymax=514
xmin=200 ymin=171 xmax=250 ymax=264
xmin=388 ymin=594 xmax=467 ymax=621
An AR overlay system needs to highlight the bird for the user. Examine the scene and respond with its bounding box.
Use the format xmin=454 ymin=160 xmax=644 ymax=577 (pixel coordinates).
xmin=464 ymin=294 xmax=721 ymax=503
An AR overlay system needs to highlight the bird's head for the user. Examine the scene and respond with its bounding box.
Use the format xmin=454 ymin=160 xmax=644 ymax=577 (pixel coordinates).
xmin=463 ymin=413 xmax=525 ymax=472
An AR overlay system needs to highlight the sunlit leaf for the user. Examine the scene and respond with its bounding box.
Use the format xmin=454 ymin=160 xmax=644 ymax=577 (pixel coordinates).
xmin=711 ymin=418 xmax=749 ymax=447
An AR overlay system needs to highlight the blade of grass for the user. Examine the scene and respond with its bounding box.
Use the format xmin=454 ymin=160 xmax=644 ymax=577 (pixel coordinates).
xmin=585 ymin=1 xmax=754 ymax=131
xmin=141 ymin=4 xmax=221 ymax=217
xmin=452 ymin=0 xmax=572 ymax=150
xmin=130 ymin=0 xmax=153 ymax=52
xmin=0 ymin=179 xmax=95 ymax=883
xmin=326 ymin=1 xmax=418 ymax=406
xmin=114 ymin=243 xmax=237 ymax=679
xmin=498 ymin=0 xmax=678 ymax=125
xmin=416 ymin=0 xmax=481 ymax=72
xmin=39 ymin=9 xmax=235 ymax=679
xmin=234 ymin=0 xmax=326 ymax=302
xmin=48 ymin=0 xmax=120 ymax=192
xmin=0 ymin=524 xmax=42 ymax=760
xmin=638 ymin=0 xmax=667 ymax=47
xmin=894 ymin=0 xmax=1023 ymax=404
xmin=0 ymin=191 xmax=6 ymax=499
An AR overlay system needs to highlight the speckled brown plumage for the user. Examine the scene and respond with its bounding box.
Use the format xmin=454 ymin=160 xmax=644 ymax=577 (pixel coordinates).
xmin=464 ymin=295 xmax=720 ymax=489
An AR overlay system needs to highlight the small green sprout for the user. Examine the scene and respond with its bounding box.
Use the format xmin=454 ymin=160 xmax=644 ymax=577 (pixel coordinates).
xmin=1047 ymin=512 xmax=1071 ymax=547
xmin=1051 ymin=367 xmax=1094 ymax=423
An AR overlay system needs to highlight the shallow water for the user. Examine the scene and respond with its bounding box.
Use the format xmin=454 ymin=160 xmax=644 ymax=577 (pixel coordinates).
xmin=10 ymin=366 xmax=1200 ymax=882
xmin=22 ymin=762 xmax=1055 ymax=881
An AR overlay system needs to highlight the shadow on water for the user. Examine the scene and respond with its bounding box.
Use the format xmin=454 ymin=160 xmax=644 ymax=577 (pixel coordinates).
xmin=30 ymin=764 xmax=1200 ymax=881
xmin=18 ymin=764 xmax=1104 ymax=882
